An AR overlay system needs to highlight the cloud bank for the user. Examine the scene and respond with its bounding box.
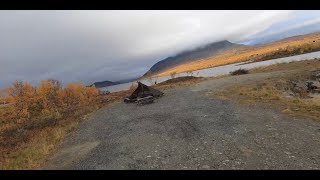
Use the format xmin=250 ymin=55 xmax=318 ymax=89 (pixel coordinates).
xmin=1 ymin=10 xmax=317 ymax=88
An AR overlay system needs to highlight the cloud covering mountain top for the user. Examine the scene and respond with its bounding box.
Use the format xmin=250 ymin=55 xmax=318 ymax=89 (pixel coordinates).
xmin=0 ymin=10 xmax=319 ymax=88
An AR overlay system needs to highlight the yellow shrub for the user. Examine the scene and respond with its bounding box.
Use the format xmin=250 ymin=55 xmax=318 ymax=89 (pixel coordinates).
xmin=2 ymin=80 xmax=99 ymax=124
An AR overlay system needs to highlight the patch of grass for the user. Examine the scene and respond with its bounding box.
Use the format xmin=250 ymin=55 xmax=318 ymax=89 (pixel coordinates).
xmin=4 ymin=120 xmax=81 ymax=169
xmin=213 ymin=76 xmax=320 ymax=121
xmin=230 ymin=69 xmax=249 ymax=76
xmin=0 ymin=106 xmax=98 ymax=170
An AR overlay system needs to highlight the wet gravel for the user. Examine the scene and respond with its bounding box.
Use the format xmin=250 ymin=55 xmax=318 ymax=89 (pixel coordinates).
xmin=44 ymin=72 xmax=320 ymax=170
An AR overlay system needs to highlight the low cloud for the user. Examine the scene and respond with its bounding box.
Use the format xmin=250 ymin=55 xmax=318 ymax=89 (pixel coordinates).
xmin=1 ymin=10 xmax=315 ymax=88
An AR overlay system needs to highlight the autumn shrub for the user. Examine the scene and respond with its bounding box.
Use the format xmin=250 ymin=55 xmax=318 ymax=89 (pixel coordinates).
xmin=230 ymin=69 xmax=249 ymax=76
xmin=170 ymin=72 xmax=177 ymax=78
xmin=4 ymin=81 xmax=38 ymax=124
xmin=1 ymin=80 xmax=99 ymax=126
xmin=0 ymin=79 xmax=100 ymax=169
xmin=57 ymin=83 xmax=98 ymax=115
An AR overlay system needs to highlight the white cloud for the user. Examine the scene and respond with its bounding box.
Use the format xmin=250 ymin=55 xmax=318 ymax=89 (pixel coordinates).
xmin=0 ymin=10 xmax=304 ymax=87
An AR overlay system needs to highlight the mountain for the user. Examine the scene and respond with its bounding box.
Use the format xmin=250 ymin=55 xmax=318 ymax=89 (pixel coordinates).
xmin=90 ymin=80 xmax=120 ymax=88
xmin=89 ymin=77 xmax=138 ymax=88
xmin=143 ymin=40 xmax=246 ymax=77
xmin=145 ymin=32 xmax=320 ymax=78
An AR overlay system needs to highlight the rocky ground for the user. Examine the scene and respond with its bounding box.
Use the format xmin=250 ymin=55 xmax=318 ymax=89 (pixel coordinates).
xmin=44 ymin=71 xmax=320 ymax=170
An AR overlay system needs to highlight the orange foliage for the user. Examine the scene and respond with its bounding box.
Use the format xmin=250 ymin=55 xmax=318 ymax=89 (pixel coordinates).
xmin=2 ymin=79 xmax=99 ymax=124
xmin=0 ymin=79 xmax=100 ymax=169
xmin=5 ymin=81 xmax=38 ymax=123
xmin=57 ymin=83 xmax=98 ymax=114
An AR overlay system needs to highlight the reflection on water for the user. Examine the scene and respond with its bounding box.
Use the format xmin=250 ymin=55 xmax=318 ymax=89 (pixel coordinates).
xmin=101 ymin=51 xmax=320 ymax=92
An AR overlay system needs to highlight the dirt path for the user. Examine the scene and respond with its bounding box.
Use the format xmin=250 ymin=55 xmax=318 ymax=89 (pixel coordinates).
xmin=44 ymin=71 xmax=320 ymax=170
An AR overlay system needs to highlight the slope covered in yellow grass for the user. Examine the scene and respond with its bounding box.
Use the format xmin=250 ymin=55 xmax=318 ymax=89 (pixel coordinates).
xmin=153 ymin=32 xmax=320 ymax=77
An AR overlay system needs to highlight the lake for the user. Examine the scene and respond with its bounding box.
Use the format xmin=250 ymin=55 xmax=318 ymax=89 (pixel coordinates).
xmin=101 ymin=51 xmax=320 ymax=92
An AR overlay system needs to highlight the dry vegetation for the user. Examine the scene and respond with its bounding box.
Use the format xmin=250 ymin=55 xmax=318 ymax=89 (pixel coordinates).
xmin=0 ymin=80 xmax=152 ymax=169
xmin=230 ymin=69 xmax=249 ymax=76
xmin=213 ymin=59 xmax=320 ymax=121
xmin=154 ymin=32 xmax=320 ymax=77
xmin=0 ymin=79 xmax=108 ymax=169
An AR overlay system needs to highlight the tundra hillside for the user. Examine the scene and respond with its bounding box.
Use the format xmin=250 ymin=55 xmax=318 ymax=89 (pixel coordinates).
xmin=153 ymin=32 xmax=320 ymax=77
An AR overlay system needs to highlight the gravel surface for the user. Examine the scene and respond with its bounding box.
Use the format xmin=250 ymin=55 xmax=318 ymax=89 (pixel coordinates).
xmin=44 ymin=71 xmax=320 ymax=170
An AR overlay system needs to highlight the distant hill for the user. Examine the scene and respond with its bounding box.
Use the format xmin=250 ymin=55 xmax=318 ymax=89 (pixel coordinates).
xmin=90 ymin=80 xmax=120 ymax=88
xmin=89 ymin=77 xmax=138 ymax=88
xmin=143 ymin=40 xmax=246 ymax=77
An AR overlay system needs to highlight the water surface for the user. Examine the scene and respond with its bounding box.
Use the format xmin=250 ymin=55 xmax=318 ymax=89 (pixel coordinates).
xmin=101 ymin=51 xmax=320 ymax=92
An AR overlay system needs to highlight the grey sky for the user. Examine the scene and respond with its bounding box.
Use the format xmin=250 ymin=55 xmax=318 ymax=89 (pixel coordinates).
xmin=0 ymin=10 xmax=319 ymax=88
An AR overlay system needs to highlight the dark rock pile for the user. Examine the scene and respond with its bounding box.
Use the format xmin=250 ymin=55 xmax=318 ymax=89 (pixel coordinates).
xmin=289 ymin=70 xmax=320 ymax=97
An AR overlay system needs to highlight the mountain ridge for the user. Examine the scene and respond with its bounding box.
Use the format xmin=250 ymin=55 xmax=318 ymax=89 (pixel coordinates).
xmin=143 ymin=40 xmax=246 ymax=77
xmin=90 ymin=80 xmax=120 ymax=88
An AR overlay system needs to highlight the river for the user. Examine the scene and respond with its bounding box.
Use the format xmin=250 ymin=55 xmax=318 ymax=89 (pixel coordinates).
xmin=100 ymin=51 xmax=320 ymax=92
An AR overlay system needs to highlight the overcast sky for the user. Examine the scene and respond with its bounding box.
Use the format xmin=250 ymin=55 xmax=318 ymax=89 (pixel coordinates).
xmin=0 ymin=10 xmax=320 ymax=88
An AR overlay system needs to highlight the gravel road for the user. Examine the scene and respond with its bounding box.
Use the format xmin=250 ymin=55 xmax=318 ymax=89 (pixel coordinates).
xmin=44 ymin=71 xmax=320 ymax=170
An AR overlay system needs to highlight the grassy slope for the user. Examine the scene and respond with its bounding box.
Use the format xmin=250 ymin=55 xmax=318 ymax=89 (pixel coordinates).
xmin=0 ymin=91 xmax=126 ymax=170
xmin=153 ymin=32 xmax=320 ymax=77
xmin=212 ymin=59 xmax=320 ymax=121
xmin=0 ymin=104 xmax=101 ymax=169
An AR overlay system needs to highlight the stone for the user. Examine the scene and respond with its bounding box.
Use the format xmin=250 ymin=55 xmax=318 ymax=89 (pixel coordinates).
xmin=202 ymin=165 xmax=210 ymax=169
xmin=307 ymin=80 xmax=320 ymax=93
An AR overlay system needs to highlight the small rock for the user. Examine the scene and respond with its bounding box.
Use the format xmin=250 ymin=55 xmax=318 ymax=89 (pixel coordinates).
xmin=147 ymin=155 xmax=152 ymax=158
xmin=284 ymin=151 xmax=291 ymax=155
xmin=282 ymin=108 xmax=293 ymax=113
xmin=202 ymin=165 xmax=210 ymax=169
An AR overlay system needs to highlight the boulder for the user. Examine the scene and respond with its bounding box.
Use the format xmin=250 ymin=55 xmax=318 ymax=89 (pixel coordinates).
xmin=307 ymin=80 xmax=320 ymax=93
xmin=290 ymin=80 xmax=309 ymax=97
xmin=311 ymin=70 xmax=320 ymax=80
